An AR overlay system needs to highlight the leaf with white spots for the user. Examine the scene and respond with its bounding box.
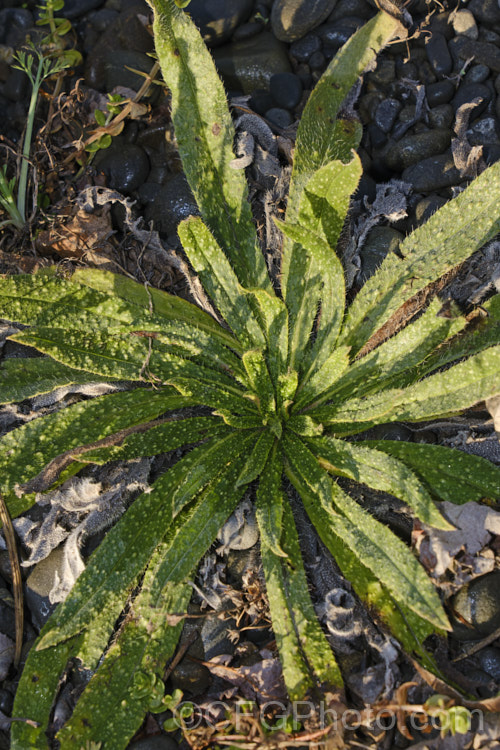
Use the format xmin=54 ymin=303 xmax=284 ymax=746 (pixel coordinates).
xmin=361 ymin=440 xmax=500 ymax=505
xmin=340 ymin=160 xmax=500 ymax=355
xmin=147 ymin=0 xmax=270 ymax=291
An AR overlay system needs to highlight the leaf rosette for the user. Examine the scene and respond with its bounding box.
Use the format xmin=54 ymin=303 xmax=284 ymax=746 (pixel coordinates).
xmin=1 ymin=2 xmax=500 ymax=747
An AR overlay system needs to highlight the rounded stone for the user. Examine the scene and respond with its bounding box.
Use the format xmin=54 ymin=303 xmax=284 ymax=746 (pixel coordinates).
xmin=3 ymin=67 xmax=29 ymax=103
xmin=289 ymin=34 xmax=322 ymax=63
xmin=360 ymin=226 xmax=403 ymax=281
xmin=464 ymin=64 xmax=490 ymax=86
xmin=56 ymin=0 xmax=105 ymax=18
xmin=249 ymin=88 xmax=274 ymax=115
xmin=0 ymin=9 xmax=33 ymax=47
xmin=401 ymin=152 xmax=462 ymax=192
xmin=271 ymin=0 xmax=337 ymax=42
xmin=144 ymin=174 xmax=198 ymax=238
xmin=25 ymin=547 xmax=66 ymax=630
xmin=476 ymin=647 xmax=500 ymax=682
xmin=426 ymin=80 xmax=455 ymax=107
xmin=374 ymin=98 xmax=401 ymax=133
xmin=270 ymin=72 xmax=303 ymax=109
xmin=94 ymin=141 xmax=150 ymax=194
xmin=413 ymin=194 xmax=447 ymax=226
xmin=0 ymin=688 xmax=13 ymax=716
xmin=185 ymin=0 xmax=254 ymax=47
xmin=212 ymin=32 xmax=291 ymax=93
xmin=468 ymin=0 xmax=500 ymax=26
xmin=452 ymin=83 xmax=491 ymax=119
xmin=450 ymin=571 xmax=500 ymax=640
xmin=104 ymin=50 xmax=156 ymax=95
xmin=467 ymin=117 xmax=500 ymax=147
xmin=168 ymin=658 xmax=210 ymax=695
xmin=384 ymin=129 xmax=452 ymax=172
xmin=425 ymin=32 xmax=452 ymax=76
xmin=328 ymin=0 xmax=373 ymax=21
xmin=452 ymin=9 xmax=478 ymax=40
xmin=428 ymin=103 xmax=454 ymax=130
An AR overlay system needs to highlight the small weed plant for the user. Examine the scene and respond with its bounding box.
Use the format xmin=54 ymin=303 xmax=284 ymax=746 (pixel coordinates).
xmin=1 ymin=1 xmax=499 ymax=747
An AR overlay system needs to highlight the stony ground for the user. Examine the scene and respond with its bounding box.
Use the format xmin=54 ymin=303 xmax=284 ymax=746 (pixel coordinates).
xmin=0 ymin=0 xmax=500 ymax=748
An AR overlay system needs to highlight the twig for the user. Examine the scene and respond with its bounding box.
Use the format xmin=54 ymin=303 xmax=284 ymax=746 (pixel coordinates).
xmin=0 ymin=493 xmax=23 ymax=666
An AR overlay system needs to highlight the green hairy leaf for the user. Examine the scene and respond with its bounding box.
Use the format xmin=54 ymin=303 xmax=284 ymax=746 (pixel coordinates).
xmin=4 ymin=4 xmax=500 ymax=747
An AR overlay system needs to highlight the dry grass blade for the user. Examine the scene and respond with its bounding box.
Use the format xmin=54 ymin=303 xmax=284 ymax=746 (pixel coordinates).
xmin=0 ymin=493 xmax=23 ymax=666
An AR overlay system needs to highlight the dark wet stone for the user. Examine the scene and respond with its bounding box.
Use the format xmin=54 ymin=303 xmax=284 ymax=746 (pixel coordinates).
xmin=468 ymin=0 xmax=500 ymax=25
xmin=249 ymin=88 xmax=274 ymax=115
xmin=271 ymin=0 xmax=337 ymax=42
xmin=116 ymin=10 xmax=155 ymax=54
xmin=137 ymin=182 xmax=162 ymax=204
xmin=450 ymin=571 xmax=500 ymax=640
xmin=413 ymin=195 xmax=447 ymax=226
xmin=374 ymin=98 xmax=401 ymax=133
xmin=186 ymin=0 xmax=254 ymax=47
xmin=360 ymin=227 xmax=403 ymax=281
xmin=456 ymin=40 xmax=500 ymax=74
xmin=428 ymin=103 xmax=454 ymax=130
xmin=452 ymin=82 xmax=491 ymax=119
xmin=428 ymin=11 xmax=453 ymax=39
xmin=59 ymin=0 xmax=106 ymax=18
xmin=104 ymin=49 xmax=156 ymax=94
xmin=169 ymin=655 xmax=210 ymax=695
xmin=452 ymin=9 xmax=478 ymax=39
xmin=425 ymin=32 xmax=452 ymax=76
xmin=3 ymin=67 xmax=29 ymax=103
xmin=476 ymin=647 xmax=500 ymax=682
xmin=265 ymin=107 xmax=293 ymax=128
xmin=367 ymin=123 xmax=387 ymax=149
xmin=367 ymin=424 xmax=414 ymax=442
xmin=232 ymin=21 xmax=264 ymax=41
xmin=317 ymin=19 xmax=361 ymax=49
xmin=384 ymin=129 xmax=451 ymax=172
xmin=289 ymin=33 xmax=321 ymax=63
xmin=464 ymin=64 xmax=490 ymax=85
xmin=309 ymin=50 xmax=327 ymax=70
xmin=484 ymin=143 xmax=500 ymax=164
xmin=25 ymin=548 xmax=66 ymax=630
xmin=426 ymin=79 xmax=455 ymax=107
xmin=402 ymin=151 xmax=462 ymax=191
xmin=0 ymin=9 xmax=33 ymax=46
xmin=87 ymin=8 xmax=120 ymax=33
xmin=367 ymin=58 xmax=396 ymax=88
xmin=212 ymin=32 xmax=291 ymax=93
xmin=270 ymin=72 xmax=303 ymax=109
xmin=144 ymin=174 xmax=198 ymax=238
xmin=328 ymin=0 xmax=373 ymax=21
xmin=0 ymin=688 xmax=13 ymax=717
xmin=467 ymin=117 xmax=500 ymax=146
xmin=94 ymin=140 xmax=150 ymax=194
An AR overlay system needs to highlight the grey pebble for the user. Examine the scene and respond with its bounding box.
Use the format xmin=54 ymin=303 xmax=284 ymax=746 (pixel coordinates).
xmin=56 ymin=0 xmax=106 ymax=19
xmin=452 ymin=9 xmax=478 ymax=40
xmin=413 ymin=194 xmax=447 ymax=226
xmin=401 ymin=151 xmax=462 ymax=191
xmin=289 ymin=33 xmax=322 ymax=63
xmin=360 ymin=227 xmax=403 ymax=281
xmin=309 ymin=50 xmax=327 ymax=70
xmin=450 ymin=571 xmax=500 ymax=641
xmin=25 ymin=547 xmax=65 ymax=630
xmin=426 ymin=79 xmax=455 ymax=107
xmin=425 ymin=32 xmax=452 ymax=77
xmin=271 ymin=0 xmax=337 ymax=42
xmin=468 ymin=0 xmax=500 ymax=26
xmin=428 ymin=103 xmax=454 ymax=130
xmin=270 ymin=72 xmax=303 ymax=109
xmin=328 ymin=0 xmax=373 ymax=21
xmin=456 ymin=40 xmax=500 ymax=74
xmin=186 ymin=0 xmax=253 ymax=47
xmin=0 ymin=9 xmax=33 ymax=47
xmin=374 ymin=98 xmax=401 ymax=133
xmin=104 ymin=49 xmax=156 ymax=95
xmin=384 ymin=129 xmax=451 ymax=172
xmin=94 ymin=140 xmax=150 ymax=194
xmin=467 ymin=117 xmax=500 ymax=146
xmin=3 ymin=67 xmax=29 ymax=103
xmin=212 ymin=32 xmax=291 ymax=93
xmin=476 ymin=647 xmax=500 ymax=682
xmin=452 ymin=82 xmax=491 ymax=119
xmin=464 ymin=64 xmax=491 ymax=85
xmin=144 ymin=174 xmax=198 ymax=238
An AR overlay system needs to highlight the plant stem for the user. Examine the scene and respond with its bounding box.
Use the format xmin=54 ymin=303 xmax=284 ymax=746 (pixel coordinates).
xmin=17 ymin=55 xmax=44 ymax=223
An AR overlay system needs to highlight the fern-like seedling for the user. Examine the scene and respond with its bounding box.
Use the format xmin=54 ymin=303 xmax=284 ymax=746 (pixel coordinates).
xmin=2 ymin=2 xmax=500 ymax=747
